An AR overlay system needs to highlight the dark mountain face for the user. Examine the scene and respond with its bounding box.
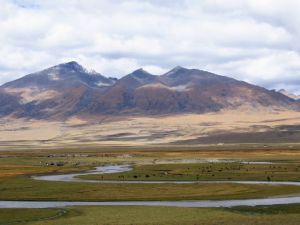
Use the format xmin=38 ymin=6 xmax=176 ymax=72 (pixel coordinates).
xmin=0 ymin=62 xmax=298 ymax=119
xmin=1 ymin=62 xmax=116 ymax=119
xmin=3 ymin=61 xmax=115 ymax=90
xmin=115 ymin=68 xmax=158 ymax=89
xmin=0 ymin=90 xmax=23 ymax=117
xmin=161 ymin=66 xmax=214 ymax=86
xmin=132 ymin=67 xmax=295 ymax=113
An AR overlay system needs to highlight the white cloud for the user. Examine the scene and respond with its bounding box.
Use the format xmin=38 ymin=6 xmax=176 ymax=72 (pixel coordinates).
xmin=0 ymin=0 xmax=300 ymax=93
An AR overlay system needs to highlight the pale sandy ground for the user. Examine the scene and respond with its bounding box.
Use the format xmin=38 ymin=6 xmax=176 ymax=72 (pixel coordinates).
xmin=0 ymin=108 xmax=300 ymax=149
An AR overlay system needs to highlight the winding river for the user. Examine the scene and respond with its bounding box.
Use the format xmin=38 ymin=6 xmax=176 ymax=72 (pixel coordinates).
xmin=1 ymin=164 xmax=300 ymax=208
xmin=32 ymin=164 xmax=300 ymax=186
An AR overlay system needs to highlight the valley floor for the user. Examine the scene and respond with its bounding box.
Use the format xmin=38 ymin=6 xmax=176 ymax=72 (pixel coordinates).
xmin=1 ymin=109 xmax=300 ymax=149
xmin=0 ymin=147 xmax=300 ymax=224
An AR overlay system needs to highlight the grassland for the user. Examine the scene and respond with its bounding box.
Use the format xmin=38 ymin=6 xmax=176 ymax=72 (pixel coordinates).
xmin=0 ymin=208 xmax=69 ymax=225
xmin=0 ymin=109 xmax=300 ymax=224
xmin=1 ymin=147 xmax=300 ymax=224
xmin=3 ymin=176 xmax=300 ymax=201
xmin=0 ymin=148 xmax=300 ymax=201
xmin=79 ymin=162 xmax=300 ymax=182
xmin=2 ymin=204 xmax=300 ymax=225
xmin=1 ymin=109 xmax=300 ymax=149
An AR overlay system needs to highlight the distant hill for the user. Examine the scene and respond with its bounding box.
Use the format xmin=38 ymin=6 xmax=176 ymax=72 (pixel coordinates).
xmin=0 ymin=61 xmax=298 ymax=119
xmin=278 ymin=89 xmax=300 ymax=100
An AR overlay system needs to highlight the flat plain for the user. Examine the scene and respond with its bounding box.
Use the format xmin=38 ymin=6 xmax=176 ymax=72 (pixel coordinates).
xmin=0 ymin=146 xmax=300 ymax=224
xmin=1 ymin=109 xmax=300 ymax=149
xmin=0 ymin=109 xmax=300 ymax=224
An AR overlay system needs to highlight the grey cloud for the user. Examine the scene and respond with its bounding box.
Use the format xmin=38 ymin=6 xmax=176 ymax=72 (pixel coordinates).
xmin=0 ymin=0 xmax=300 ymax=94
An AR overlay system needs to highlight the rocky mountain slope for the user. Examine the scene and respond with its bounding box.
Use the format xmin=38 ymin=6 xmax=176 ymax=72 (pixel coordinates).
xmin=0 ymin=61 xmax=298 ymax=119
xmin=279 ymin=89 xmax=300 ymax=100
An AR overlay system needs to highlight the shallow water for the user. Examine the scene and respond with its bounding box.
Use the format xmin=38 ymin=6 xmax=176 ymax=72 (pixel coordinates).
xmin=32 ymin=165 xmax=132 ymax=182
xmin=1 ymin=197 xmax=300 ymax=208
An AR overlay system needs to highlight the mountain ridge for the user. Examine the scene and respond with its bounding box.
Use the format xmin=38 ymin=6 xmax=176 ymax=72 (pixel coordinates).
xmin=0 ymin=61 xmax=298 ymax=120
xmin=279 ymin=89 xmax=300 ymax=100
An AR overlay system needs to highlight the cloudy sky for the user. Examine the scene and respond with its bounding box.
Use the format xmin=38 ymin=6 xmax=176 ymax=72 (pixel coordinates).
xmin=1 ymin=0 xmax=300 ymax=93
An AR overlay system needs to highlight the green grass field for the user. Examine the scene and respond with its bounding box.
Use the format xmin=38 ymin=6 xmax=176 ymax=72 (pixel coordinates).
xmin=2 ymin=204 xmax=300 ymax=225
xmin=0 ymin=208 xmax=69 ymax=225
xmin=2 ymin=175 xmax=300 ymax=201
xmin=79 ymin=162 xmax=300 ymax=181
xmin=1 ymin=149 xmax=300 ymax=201
xmin=1 ymin=148 xmax=300 ymax=224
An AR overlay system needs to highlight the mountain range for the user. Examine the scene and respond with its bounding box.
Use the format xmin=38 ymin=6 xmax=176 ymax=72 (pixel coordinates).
xmin=278 ymin=89 xmax=300 ymax=100
xmin=0 ymin=61 xmax=298 ymax=120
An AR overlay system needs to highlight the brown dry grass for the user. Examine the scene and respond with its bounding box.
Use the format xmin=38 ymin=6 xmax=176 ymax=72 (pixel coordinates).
xmin=0 ymin=109 xmax=300 ymax=148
